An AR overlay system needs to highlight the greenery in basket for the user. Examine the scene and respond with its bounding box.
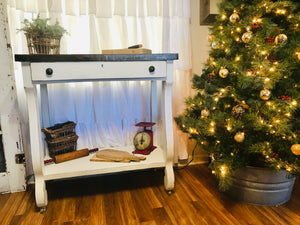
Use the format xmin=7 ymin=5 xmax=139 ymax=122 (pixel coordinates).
xmin=18 ymin=15 xmax=67 ymax=36
xmin=175 ymin=0 xmax=300 ymax=191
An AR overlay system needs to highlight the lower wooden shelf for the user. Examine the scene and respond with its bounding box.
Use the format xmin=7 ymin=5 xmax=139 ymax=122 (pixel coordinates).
xmin=43 ymin=146 xmax=165 ymax=181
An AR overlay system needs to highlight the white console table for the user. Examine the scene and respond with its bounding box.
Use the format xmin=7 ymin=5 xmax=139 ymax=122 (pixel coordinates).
xmin=15 ymin=54 xmax=178 ymax=209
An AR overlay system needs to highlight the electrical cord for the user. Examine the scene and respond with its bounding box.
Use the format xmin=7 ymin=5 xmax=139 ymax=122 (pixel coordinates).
xmin=175 ymin=142 xmax=198 ymax=170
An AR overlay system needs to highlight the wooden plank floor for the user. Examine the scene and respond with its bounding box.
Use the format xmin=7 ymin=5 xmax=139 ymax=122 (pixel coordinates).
xmin=1 ymin=164 xmax=300 ymax=225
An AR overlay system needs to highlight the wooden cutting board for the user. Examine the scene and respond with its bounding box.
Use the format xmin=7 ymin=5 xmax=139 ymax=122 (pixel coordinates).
xmin=90 ymin=149 xmax=146 ymax=163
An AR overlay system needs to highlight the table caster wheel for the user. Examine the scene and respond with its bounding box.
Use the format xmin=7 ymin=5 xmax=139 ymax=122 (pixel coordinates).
xmin=36 ymin=206 xmax=47 ymax=213
xmin=166 ymin=190 xmax=173 ymax=195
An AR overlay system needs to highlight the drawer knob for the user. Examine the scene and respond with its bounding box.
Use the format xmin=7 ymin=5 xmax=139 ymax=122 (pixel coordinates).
xmin=149 ymin=66 xmax=155 ymax=73
xmin=46 ymin=68 xmax=53 ymax=76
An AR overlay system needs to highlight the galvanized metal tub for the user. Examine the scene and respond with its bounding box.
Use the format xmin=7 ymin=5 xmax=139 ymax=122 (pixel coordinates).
xmin=226 ymin=166 xmax=295 ymax=206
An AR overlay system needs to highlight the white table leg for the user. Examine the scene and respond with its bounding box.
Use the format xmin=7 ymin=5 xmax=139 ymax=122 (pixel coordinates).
xmin=23 ymin=63 xmax=48 ymax=207
xmin=162 ymin=61 xmax=175 ymax=191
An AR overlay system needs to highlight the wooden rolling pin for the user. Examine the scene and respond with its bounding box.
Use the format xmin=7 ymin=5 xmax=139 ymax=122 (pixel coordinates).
xmin=54 ymin=148 xmax=90 ymax=163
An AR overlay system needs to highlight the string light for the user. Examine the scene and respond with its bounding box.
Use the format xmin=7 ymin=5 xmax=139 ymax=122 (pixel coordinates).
xmin=276 ymin=9 xmax=286 ymax=15
xmin=220 ymin=165 xmax=228 ymax=177
xmin=269 ymin=67 xmax=275 ymax=72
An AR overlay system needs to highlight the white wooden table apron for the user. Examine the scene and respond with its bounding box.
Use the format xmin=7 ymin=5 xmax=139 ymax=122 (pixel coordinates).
xmin=15 ymin=54 xmax=178 ymax=209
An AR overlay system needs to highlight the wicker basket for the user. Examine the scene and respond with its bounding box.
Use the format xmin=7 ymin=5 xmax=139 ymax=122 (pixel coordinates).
xmin=46 ymin=134 xmax=78 ymax=157
xmin=25 ymin=33 xmax=62 ymax=54
xmin=42 ymin=121 xmax=78 ymax=157
xmin=42 ymin=121 xmax=76 ymax=139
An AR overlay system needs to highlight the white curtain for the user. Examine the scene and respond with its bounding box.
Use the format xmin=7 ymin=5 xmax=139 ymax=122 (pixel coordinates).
xmin=8 ymin=0 xmax=192 ymax=163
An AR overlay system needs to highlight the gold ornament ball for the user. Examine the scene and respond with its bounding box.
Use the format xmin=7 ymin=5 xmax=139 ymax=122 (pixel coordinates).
xmin=211 ymin=41 xmax=218 ymax=49
xmin=275 ymin=34 xmax=288 ymax=44
xmin=201 ymin=109 xmax=210 ymax=117
xmin=208 ymin=34 xmax=215 ymax=43
xmin=229 ymin=13 xmax=240 ymax=23
xmin=242 ymin=31 xmax=253 ymax=43
xmin=234 ymin=132 xmax=245 ymax=142
xmin=291 ymin=144 xmax=300 ymax=155
xmin=219 ymin=67 xmax=229 ymax=78
xmin=260 ymin=89 xmax=271 ymax=101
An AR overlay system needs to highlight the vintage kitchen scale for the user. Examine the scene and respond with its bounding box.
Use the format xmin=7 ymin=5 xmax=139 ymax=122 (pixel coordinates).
xmin=133 ymin=122 xmax=156 ymax=155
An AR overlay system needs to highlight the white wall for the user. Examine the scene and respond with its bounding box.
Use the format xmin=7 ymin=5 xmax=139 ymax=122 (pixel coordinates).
xmin=190 ymin=0 xmax=211 ymax=76
xmin=188 ymin=0 xmax=220 ymax=163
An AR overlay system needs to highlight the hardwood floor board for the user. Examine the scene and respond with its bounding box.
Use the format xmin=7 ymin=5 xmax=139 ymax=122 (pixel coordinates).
xmin=130 ymin=187 xmax=156 ymax=223
xmin=152 ymin=207 xmax=173 ymax=225
xmin=89 ymin=194 xmax=105 ymax=225
xmin=103 ymin=191 xmax=123 ymax=225
xmin=118 ymin=191 xmax=139 ymax=225
xmin=2 ymin=165 xmax=300 ymax=224
xmin=0 ymin=191 xmax=25 ymax=225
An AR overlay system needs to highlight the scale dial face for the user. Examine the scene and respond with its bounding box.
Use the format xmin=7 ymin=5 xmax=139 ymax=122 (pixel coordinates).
xmin=133 ymin=131 xmax=151 ymax=150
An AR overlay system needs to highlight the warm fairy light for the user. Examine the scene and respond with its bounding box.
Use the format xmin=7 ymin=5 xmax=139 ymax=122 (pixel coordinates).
xmin=261 ymin=50 xmax=267 ymax=55
xmin=282 ymin=136 xmax=286 ymax=139
xmin=182 ymin=124 xmax=185 ymax=128
xmin=189 ymin=128 xmax=198 ymax=134
xmin=235 ymin=56 xmax=241 ymax=61
xmin=276 ymin=9 xmax=286 ymax=15
xmin=246 ymin=71 xmax=252 ymax=76
xmin=271 ymin=130 xmax=276 ymax=134
xmin=266 ymin=155 xmax=269 ymax=159
xmin=252 ymin=17 xmax=262 ymax=23
xmin=220 ymin=88 xmax=225 ymax=93
xmin=210 ymin=122 xmax=215 ymax=126
xmin=219 ymin=26 xmax=223 ymax=30
xmin=220 ymin=166 xmax=227 ymax=177
xmin=286 ymin=167 xmax=292 ymax=172
xmin=212 ymin=62 xmax=217 ymax=66
xmin=236 ymin=27 xmax=241 ymax=32
xmin=212 ymin=170 xmax=215 ymax=174
xmin=265 ymin=78 xmax=270 ymax=82
xmin=266 ymin=101 xmax=272 ymax=106
xmin=225 ymin=48 xmax=229 ymax=52
xmin=260 ymin=119 xmax=264 ymax=124
xmin=275 ymin=119 xmax=280 ymax=123
xmin=235 ymin=37 xmax=240 ymax=42
xmin=285 ymin=112 xmax=291 ymax=117
xmin=209 ymin=128 xmax=215 ymax=133
xmin=227 ymin=126 xmax=232 ymax=131
xmin=214 ymin=97 xmax=219 ymax=102
xmin=292 ymin=100 xmax=297 ymax=106
xmin=230 ymin=152 xmax=234 ymax=156
xmin=216 ymin=140 xmax=220 ymax=144
xmin=269 ymin=67 xmax=275 ymax=72
xmin=190 ymin=103 xmax=195 ymax=107
xmin=221 ymin=14 xmax=226 ymax=20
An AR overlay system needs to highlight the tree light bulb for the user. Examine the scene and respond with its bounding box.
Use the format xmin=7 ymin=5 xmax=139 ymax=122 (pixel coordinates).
xmin=221 ymin=14 xmax=226 ymax=20
xmin=292 ymin=101 xmax=297 ymax=106
xmin=235 ymin=56 xmax=241 ymax=61
xmin=265 ymin=78 xmax=270 ymax=82
xmin=285 ymin=112 xmax=291 ymax=117
xmin=269 ymin=67 xmax=275 ymax=72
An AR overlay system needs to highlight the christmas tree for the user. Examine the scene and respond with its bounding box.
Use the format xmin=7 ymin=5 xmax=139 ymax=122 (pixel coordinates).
xmin=175 ymin=0 xmax=300 ymax=190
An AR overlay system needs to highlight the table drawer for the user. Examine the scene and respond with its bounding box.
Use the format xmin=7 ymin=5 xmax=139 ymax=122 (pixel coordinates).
xmin=31 ymin=61 xmax=166 ymax=83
